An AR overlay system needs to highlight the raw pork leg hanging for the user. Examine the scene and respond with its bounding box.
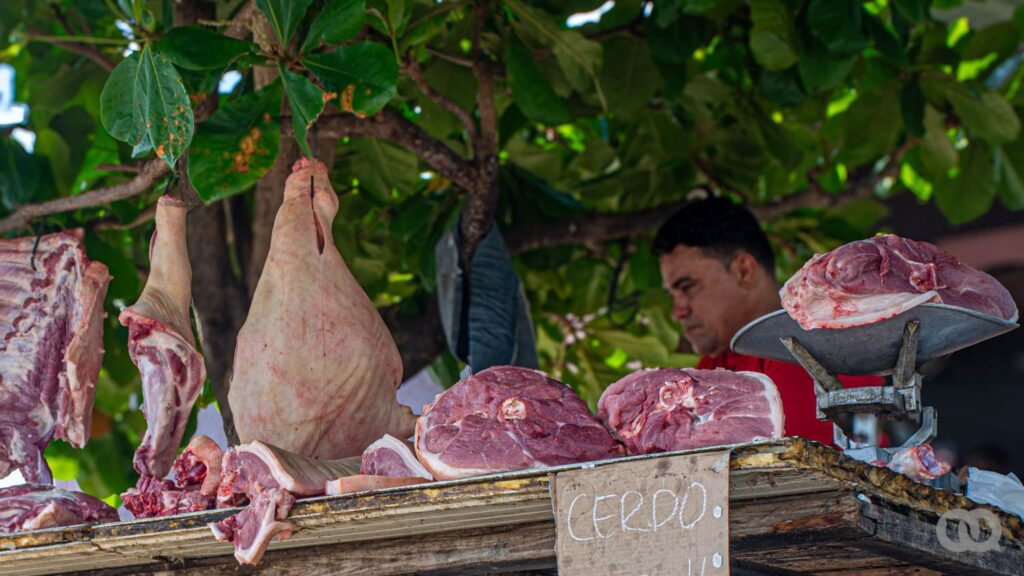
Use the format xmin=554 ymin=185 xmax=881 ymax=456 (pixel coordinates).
xmin=781 ymin=234 xmax=1018 ymax=330
xmin=211 ymin=440 xmax=360 ymax=565
xmin=0 ymin=231 xmax=110 ymax=483
xmin=415 ymin=366 xmax=624 ymax=480
xmin=597 ymin=368 xmax=785 ymax=455
xmin=229 ymin=159 xmax=414 ymax=459
xmin=120 ymin=197 xmax=206 ymax=480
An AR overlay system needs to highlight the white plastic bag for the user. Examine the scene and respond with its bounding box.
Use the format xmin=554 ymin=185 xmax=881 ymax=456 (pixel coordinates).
xmin=966 ymin=468 xmax=1024 ymax=520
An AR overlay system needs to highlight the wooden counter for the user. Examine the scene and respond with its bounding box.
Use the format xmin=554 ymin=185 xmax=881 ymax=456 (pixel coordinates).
xmin=1 ymin=439 xmax=1020 ymax=575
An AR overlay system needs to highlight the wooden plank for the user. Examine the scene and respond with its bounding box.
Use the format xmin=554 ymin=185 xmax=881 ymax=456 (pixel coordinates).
xmin=853 ymin=501 xmax=1024 ymax=576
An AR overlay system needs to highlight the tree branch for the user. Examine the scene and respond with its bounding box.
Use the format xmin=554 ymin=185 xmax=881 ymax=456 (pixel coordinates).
xmin=0 ymin=159 xmax=168 ymax=234
xmin=459 ymin=0 xmax=500 ymax=267
xmin=311 ymin=109 xmax=479 ymax=193
xmin=504 ymin=200 xmax=688 ymax=255
xmin=403 ymin=59 xmax=477 ymax=142
xmin=28 ymin=28 xmax=115 ymax=72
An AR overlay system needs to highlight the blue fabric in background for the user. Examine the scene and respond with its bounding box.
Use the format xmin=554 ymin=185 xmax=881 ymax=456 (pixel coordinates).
xmin=435 ymin=218 xmax=539 ymax=374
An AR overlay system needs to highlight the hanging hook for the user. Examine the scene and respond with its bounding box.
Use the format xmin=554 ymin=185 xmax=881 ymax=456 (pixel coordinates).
xmin=29 ymin=233 xmax=42 ymax=272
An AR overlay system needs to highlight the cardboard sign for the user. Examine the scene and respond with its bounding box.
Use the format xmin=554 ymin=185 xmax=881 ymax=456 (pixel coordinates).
xmin=553 ymin=451 xmax=730 ymax=576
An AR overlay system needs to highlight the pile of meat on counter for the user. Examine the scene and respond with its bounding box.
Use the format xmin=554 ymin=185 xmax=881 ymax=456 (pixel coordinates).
xmin=1 ymin=157 xmax=1017 ymax=567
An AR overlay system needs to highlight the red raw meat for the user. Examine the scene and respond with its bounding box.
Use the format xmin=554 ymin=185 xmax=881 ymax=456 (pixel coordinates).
xmin=0 ymin=484 xmax=117 ymax=533
xmin=360 ymin=435 xmax=432 ymax=479
xmin=122 ymin=435 xmax=224 ymax=519
xmin=0 ymin=230 xmax=110 ymax=483
xmin=211 ymin=441 xmax=359 ymax=565
xmin=882 ymin=444 xmax=951 ymax=483
xmin=597 ymin=368 xmax=784 ymax=455
xmin=782 ymin=234 xmax=1018 ymax=330
xmin=120 ymin=197 xmax=206 ymax=480
xmin=415 ymin=366 xmax=624 ymax=480
xmin=229 ymin=158 xmax=414 ymax=460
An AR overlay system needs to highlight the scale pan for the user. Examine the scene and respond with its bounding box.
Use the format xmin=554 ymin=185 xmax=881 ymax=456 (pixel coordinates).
xmin=730 ymin=303 xmax=1018 ymax=376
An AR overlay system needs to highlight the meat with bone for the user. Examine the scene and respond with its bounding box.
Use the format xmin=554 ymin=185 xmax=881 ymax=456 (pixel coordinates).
xmin=119 ymin=196 xmax=206 ymax=480
xmin=360 ymin=434 xmax=432 ymax=479
xmin=229 ymin=158 xmax=414 ymax=460
xmin=211 ymin=440 xmax=360 ymax=565
xmin=0 ymin=484 xmax=117 ymax=533
xmin=881 ymin=444 xmax=951 ymax=483
xmin=597 ymin=368 xmax=784 ymax=455
xmin=415 ymin=366 xmax=624 ymax=480
xmin=781 ymin=234 xmax=1018 ymax=330
xmin=0 ymin=230 xmax=110 ymax=484
xmin=122 ymin=435 xmax=223 ymax=519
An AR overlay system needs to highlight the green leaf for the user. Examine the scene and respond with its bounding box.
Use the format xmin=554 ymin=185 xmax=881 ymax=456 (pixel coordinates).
xmin=892 ymin=0 xmax=928 ymax=22
xmin=807 ymin=0 xmax=868 ymax=55
xmin=919 ymin=105 xmax=958 ymax=175
xmin=600 ymin=37 xmax=660 ymax=118
xmin=256 ymin=0 xmax=315 ymax=45
xmin=922 ymin=77 xmax=1021 ymax=144
xmin=0 ymin=137 xmax=39 ymax=211
xmin=506 ymin=0 xmax=606 ymax=108
xmin=278 ymin=64 xmax=324 ymax=158
xmin=34 ymin=129 xmax=72 ymax=194
xmin=994 ymin=140 xmax=1024 ymax=210
xmin=961 ymin=23 xmax=1019 ymax=63
xmin=341 ymin=137 xmax=419 ymax=203
xmin=387 ymin=0 xmax=410 ymax=37
xmin=901 ymin=79 xmax=926 ymax=137
xmin=302 ymin=0 xmax=365 ymax=53
xmin=934 ymin=145 xmax=997 ymax=225
xmin=749 ymin=0 xmax=798 ymax=70
xmin=837 ymin=84 xmax=902 ymax=167
xmin=506 ymin=33 xmax=571 ymax=125
xmin=303 ymin=42 xmax=398 ymax=116
xmin=864 ymin=13 xmax=909 ymax=68
xmin=153 ymin=25 xmax=254 ymax=70
xmin=100 ymin=48 xmax=194 ymax=168
xmin=188 ymin=83 xmax=282 ymax=202
xmin=798 ymin=39 xmax=856 ymax=93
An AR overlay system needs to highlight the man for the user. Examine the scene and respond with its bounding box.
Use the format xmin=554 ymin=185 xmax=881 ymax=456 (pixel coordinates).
xmin=652 ymin=195 xmax=883 ymax=446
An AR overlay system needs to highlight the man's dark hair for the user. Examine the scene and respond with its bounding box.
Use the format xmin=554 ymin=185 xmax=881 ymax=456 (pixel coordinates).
xmin=652 ymin=195 xmax=776 ymax=273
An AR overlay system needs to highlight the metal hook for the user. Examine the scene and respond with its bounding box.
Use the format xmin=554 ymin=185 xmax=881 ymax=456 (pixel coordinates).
xmin=29 ymin=233 xmax=42 ymax=271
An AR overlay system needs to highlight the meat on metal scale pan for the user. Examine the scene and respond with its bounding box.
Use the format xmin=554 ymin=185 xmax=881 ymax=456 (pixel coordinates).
xmin=730 ymin=303 xmax=1019 ymax=376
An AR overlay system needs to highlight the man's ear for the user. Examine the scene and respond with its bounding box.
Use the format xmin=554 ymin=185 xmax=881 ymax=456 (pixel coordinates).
xmin=730 ymin=252 xmax=760 ymax=288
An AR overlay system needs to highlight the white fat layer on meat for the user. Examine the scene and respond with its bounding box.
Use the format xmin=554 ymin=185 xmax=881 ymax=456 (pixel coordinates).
xmin=737 ymin=371 xmax=786 ymax=438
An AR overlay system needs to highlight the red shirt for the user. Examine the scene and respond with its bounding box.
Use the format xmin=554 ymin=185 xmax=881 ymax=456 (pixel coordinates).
xmin=696 ymin=349 xmax=885 ymax=447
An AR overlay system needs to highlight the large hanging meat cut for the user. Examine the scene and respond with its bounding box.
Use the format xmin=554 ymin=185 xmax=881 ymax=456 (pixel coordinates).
xmin=0 ymin=230 xmax=110 ymax=484
xmin=228 ymin=158 xmax=414 ymax=459
xmin=781 ymin=234 xmax=1018 ymax=330
xmin=119 ymin=196 xmax=206 ymax=480
xmin=597 ymin=368 xmax=785 ymax=455
xmin=415 ymin=366 xmax=624 ymax=480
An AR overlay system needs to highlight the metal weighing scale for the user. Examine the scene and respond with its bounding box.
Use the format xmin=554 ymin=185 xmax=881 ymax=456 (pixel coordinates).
xmin=731 ymin=303 xmax=1018 ymax=490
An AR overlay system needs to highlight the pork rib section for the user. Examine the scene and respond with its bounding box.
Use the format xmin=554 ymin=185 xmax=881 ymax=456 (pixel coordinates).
xmin=415 ymin=366 xmax=624 ymax=480
xmin=122 ymin=435 xmax=223 ymax=519
xmin=120 ymin=196 xmax=206 ymax=480
xmin=211 ymin=440 xmax=360 ymax=565
xmin=597 ymin=368 xmax=784 ymax=455
xmin=360 ymin=434 xmax=432 ymax=479
xmin=781 ymin=234 xmax=1018 ymax=330
xmin=0 ymin=484 xmax=117 ymax=533
xmin=229 ymin=158 xmax=414 ymax=460
xmin=0 ymin=230 xmax=110 ymax=484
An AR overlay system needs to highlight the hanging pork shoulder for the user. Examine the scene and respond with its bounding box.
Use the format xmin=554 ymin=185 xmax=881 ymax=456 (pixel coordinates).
xmin=229 ymin=158 xmax=414 ymax=459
